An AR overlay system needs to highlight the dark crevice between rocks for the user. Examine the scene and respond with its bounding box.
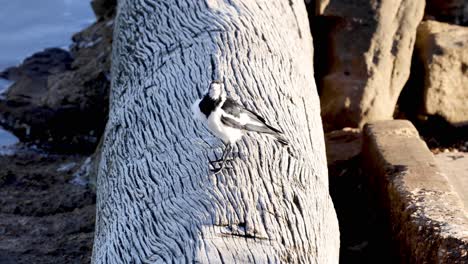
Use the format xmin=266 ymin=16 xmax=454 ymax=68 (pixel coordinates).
xmin=325 ymin=130 xmax=396 ymax=264
xmin=329 ymin=155 xmax=397 ymax=264
xmin=306 ymin=1 xmax=341 ymax=97
xmin=394 ymin=46 xmax=425 ymax=122
xmin=311 ymin=0 xmax=398 ymax=260
xmin=311 ymin=16 xmax=342 ymax=97
xmin=407 ymin=114 xmax=468 ymax=150
xmin=424 ymin=2 xmax=468 ymax=26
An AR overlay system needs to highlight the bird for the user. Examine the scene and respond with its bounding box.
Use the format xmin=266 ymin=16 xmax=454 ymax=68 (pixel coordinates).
xmin=192 ymin=81 xmax=288 ymax=173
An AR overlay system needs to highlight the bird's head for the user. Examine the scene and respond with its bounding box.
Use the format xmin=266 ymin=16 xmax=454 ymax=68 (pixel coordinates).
xmin=207 ymin=81 xmax=225 ymax=100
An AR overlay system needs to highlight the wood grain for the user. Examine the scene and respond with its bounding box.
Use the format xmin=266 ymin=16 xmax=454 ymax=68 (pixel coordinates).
xmin=92 ymin=0 xmax=339 ymax=263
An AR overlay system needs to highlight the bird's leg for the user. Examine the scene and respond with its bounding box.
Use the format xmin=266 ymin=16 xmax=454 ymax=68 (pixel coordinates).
xmin=208 ymin=151 xmax=220 ymax=165
xmin=211 ymin=144 xmax=233 ymax=173
xmin=209 ymin=143 xmax=234 ymax=165
xmin=209 ymin=155 xmax=234 ymax=164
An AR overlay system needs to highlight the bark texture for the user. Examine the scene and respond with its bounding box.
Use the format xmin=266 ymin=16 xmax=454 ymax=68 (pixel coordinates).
xmin=92 ymin=0 xmax=339 ymax=263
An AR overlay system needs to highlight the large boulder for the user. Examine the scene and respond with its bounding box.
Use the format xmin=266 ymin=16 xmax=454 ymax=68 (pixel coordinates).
xmin=416 ymin=20 xmax=468 ymax=127
xmin=0 ymin=17 xmax=114 ymax=152
xmin=316 ymin=0 xmax=425 ymax=130
xmin=0 ymin=48 xmax=72 ymax=82
xmin=0 ymin=48 xmax=74 ymax=147
xmin=425 ymin=0 xmax=468 ymax=26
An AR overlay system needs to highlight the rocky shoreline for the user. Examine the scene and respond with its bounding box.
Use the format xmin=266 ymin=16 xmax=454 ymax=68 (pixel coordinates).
xmin=0 ymin=145 xmax=95 ymax=264
xmin=0 ymin=1 xmax=114 ymax=262
xmin=0 ymin=13 xmax=113 ymax=153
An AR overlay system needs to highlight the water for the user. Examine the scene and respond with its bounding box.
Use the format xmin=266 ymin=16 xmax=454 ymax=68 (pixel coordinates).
xmin=0 ymin=78 xmax=13 ymax=99
xmin=0 ymin=0 xmax=95 ymax=149
xmin=0 ymin=78 xmax=18 ymax=148
xmin=0 ymin=0 xmax=95 ymax=71
xmin=0 ymin=126 xmax=19 ymax=147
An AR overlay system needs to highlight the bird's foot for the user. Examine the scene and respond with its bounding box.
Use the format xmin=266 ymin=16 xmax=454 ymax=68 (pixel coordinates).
xmin=209 ymin=157 xmax=234 ymax=165
xmin=209 ymin=162 xmax=233 ymax=174
xmin=210 ymin=166 xmax=223 ymax=174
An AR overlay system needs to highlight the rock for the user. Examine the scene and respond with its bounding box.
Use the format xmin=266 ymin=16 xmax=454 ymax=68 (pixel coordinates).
xmin=0 ymin=48 xmax=72 ymax=81
xmin=362 ymin=120 xmax=468 ymax=263
xmin=0 ymin=146 xmax=95 ymax=263
xmin=316 ymin=0 xmax=424 ymax=130
xmin=425 ymin=0 xmax=468 ymax=26
xmin=325 ymin=127 xmax=362 ymax=186
xmin=325 ymin=128 xmax=361 ymax=165
xmin=0 ymin=17 xmax=113 ymax=153
xmin=0 ymin=48 xmax=72 ymax=112
xmin=87 ymin=136 xmax=104 ymax=193
xmin=435 ymin=152 xmax=468 ymax=211
xmin=91 ymin=0 xmax=116 ymax=20
xmin=415 ymin=21 xmax=468 ymax=127
xmin=0 ymin=48 xmax=75 ymax=149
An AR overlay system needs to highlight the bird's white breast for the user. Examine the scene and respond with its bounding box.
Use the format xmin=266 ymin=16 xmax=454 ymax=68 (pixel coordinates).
xmin=192 ymin=99 xmax=244 ymax=145
xmin=191 ymin=99 xmax=206 ymax=122
xmin=207 ymin=107 xmax=244 ymax=145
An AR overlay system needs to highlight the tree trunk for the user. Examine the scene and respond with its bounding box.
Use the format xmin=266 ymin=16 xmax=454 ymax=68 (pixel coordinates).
xmin=92 ymin=0 xmax=339 ymax=263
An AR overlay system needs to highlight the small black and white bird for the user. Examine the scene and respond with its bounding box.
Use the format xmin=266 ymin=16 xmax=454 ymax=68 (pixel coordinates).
xmin=192 ymin=81 xmax=288 ymax=173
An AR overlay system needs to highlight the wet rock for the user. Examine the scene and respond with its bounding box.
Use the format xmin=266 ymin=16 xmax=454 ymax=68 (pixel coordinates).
xmin=0 ymin=146 xmax=95 ymax=264
xmin=316 ymin=0 xmax=424 ymax=130
xmin=0 ymin=48 xmax=72 ymax=81
xmin=0 ymin=16 xmax=113 ymax=153
xmin=70 ymin=16 xmax=113 ymax=70
xmin=416 ymin=20 xmax=468 ymax=127
xmin=0 ymin=150 xmax=95 ymax=216
xmin=425 ymin=0 xmax=468 ymax=26
xmin=0 ymin=48 xmax=71 ymax=124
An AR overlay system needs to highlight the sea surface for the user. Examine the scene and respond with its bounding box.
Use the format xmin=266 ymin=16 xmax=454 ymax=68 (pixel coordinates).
xmin=0 ymin=0 xmax=95 ymax=71
xmin=0 ymin=0 xmax=95 ymax=148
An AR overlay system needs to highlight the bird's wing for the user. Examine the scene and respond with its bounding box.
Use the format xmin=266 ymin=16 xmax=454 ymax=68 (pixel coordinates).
xmin=244 ymin=108 xmax=266 ymax=124
xmin=222 ymin=113 xmax=283 ymax=136
xmin=243 ymin=109 xmax=283 ymax=134
xmin=221 ymin=97 xmax=284 ymax=135
xmin=222 ymin=98 xmax=266 ymax=123
xmin=221 ymin=98 xmax=243 ymax=117
xmin=220 ymin=115 xmax=245 ymax=130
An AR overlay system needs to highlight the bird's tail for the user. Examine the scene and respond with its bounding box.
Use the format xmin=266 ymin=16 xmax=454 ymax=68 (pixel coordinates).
xmin=265 ymin=124 xmax=289 ymax=146
xmin=245 ymin=123 xmax=289 ymax=146
xmin=274 ymin=134 xmax=289 ymax=146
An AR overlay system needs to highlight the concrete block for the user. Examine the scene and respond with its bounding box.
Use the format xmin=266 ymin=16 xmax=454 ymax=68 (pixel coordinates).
xmin=363 ymin=120 xmax=468 ymax=263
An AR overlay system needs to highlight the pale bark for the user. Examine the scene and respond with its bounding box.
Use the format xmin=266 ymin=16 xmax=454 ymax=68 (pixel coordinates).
xmin=92 ymin=0 xmax=339 ymax=263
